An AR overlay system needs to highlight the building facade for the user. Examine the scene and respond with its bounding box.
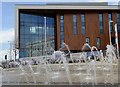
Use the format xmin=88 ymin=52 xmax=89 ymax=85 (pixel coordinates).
xmin=15 ymin=3 xmax=120 ymax=58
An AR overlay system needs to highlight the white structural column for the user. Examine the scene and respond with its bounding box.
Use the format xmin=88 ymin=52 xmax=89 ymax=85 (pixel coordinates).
xmin=114 ymin=24 xmax=119 ymax=58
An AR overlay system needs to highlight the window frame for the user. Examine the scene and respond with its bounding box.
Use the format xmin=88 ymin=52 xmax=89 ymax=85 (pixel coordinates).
xmin=81 ymin=14 xmax=86 ymax=34
xmin=60 ymin=15 xmax=65 ymax=47
xmin=73 ymin=14 xmax=77 ymax=35
xmin=97 ymin=37 xmax=101 ymax=48
xmin=99 ymin=13 xmax=104 ymax=34
xmin=86 ymin=37 xmax=90 ymax=45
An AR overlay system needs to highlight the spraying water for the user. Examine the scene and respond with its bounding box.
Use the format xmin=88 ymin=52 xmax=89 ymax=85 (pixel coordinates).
xmin=59 ymin=42 xmax=74 ymax=63
xmin=1 ymin=43 xmax=118 ymax=85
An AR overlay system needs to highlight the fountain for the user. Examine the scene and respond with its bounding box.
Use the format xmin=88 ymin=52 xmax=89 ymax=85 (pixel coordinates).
xmin=104 ymin=45 xmax=118 ymax=84
xmin=59 ymin=42 xmax=74 ymax=63
xmin=18 ymin=63 xmax=29 ymax=84
xmin=100 ymin=50 xmax=104 ymax=62
xmin=61 ymin=53 xmax=72 ymax=84
xmin=80 ymin=44 xmax=98 ymax=84
xmin=26 ymin=61 xmax=37 ymax=83
xmin=106 ymin=45 xmax=117 ymax=63
xmin=1 ymin=43 xmax=118 ymax=85
xmin=51 ymin=43 xmax=72 ymax=84
xmin=0 ymin=66 xmax=2 ymax=86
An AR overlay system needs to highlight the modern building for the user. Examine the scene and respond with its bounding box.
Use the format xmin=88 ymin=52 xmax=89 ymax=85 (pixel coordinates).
xmin=15 ymin=2 xmax=120 ymax=58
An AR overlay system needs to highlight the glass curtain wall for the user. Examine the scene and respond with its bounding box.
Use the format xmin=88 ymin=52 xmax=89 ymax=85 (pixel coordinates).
xmin=19 ymin=13 xmax=55 ymax=58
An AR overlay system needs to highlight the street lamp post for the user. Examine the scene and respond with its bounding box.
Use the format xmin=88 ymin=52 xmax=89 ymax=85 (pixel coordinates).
xmin=109 ymin=20 xmax=113 ymax=45
xmin=114 ymin=24 xmax=119 ymax=58
xmin=44 ymin=17 xmax=47 ymax=55
xmin=13 ymin=48 xmax=16 ymax=61
xmin=8 ymin=41 xmax=12 ymax=60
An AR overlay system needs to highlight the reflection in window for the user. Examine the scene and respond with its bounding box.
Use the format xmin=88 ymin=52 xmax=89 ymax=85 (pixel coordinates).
xmin=99 ymin=14 xmax=104 ymax=34
xmin=117 ymin=13 xmax=120 ymax=33
xmin=97 ymin=37 xmax=101 ymax=48
xmin=81 ymin=14 xmax=85 ymax=34
xmin=73 ymin=15 xmax=77 ymax=34
xmin=108 ymin=13 xmax=113 ymax=32
xmin=30 ymin=27 xmax=36 ymax=33
xmin=60 ymin=15 xmax=64 ymax=47
xmin=19 ymin=13 xmax=55 ymax=58
xmin=86 ymin=37 xmax=90 ymax=45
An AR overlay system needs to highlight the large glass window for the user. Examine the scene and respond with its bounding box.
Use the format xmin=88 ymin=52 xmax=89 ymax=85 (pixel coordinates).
xmin=117 ymin=13 xmax=120 ymax=33
xmin=81 ymin=14 xmax=86 ymax=34
xmin=19 ymin=13 xmax=55 ymax=58
xmin=108 ymin=13 xmax=113 ymax=32
xmin=99 ymin=14 xmax=104 ymax=34
xmin=73 ymin=15 xmax=77 ymax=35
xmin=111 ymin=37 xmax=115 ymax=45
xmin=97 ymin=37 xmax=101 ymax=48
xmin=60 ymin=15 xmax=65 ymax=47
